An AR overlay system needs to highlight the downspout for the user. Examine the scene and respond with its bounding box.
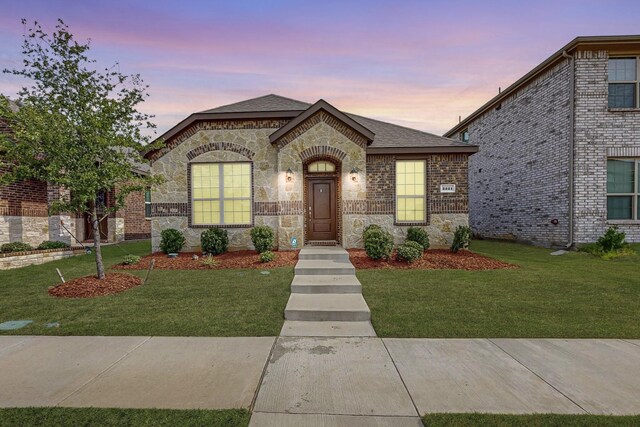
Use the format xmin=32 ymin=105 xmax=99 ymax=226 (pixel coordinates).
xmin=562 ymin=50 xmax=575 ymax=249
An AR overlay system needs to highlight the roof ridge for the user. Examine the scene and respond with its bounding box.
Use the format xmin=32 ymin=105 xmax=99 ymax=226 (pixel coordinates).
xmin=265 ymin=93 xmax=312 ymax=106
xmin=347 ymin=111 xmax=456 ymax=141
xmin=198 ymin=93 xmax=311 ymax=114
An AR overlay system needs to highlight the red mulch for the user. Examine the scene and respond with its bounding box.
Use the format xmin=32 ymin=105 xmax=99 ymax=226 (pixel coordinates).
xmin=48 ymin=273 xmax=142 ymax=298
xmin=113 ymin=250 xmax=299 ymax=270
xmin=348 ymin=249 xmax=517 ymax=270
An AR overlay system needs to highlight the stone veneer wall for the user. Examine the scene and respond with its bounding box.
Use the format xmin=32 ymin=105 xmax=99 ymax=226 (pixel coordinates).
xmin=0 ymin=247 xmax=85 ymax=270
xmin=452 ymin=60 xmax=572 ymax=247
xmin=573 ymin=50 xmax=640 ymax=243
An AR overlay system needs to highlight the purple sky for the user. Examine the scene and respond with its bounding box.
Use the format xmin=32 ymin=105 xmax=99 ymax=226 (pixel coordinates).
xmin=1 ymin=0 xmax=639 ymax=136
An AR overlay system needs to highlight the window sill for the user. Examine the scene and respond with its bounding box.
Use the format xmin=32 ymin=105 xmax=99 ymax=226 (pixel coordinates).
xmin=607 ymin=108 xmax=640 ymax=113
xmin=607 ymin=220 xmax=640 ymax=225
xmin=190 ymin=223 xmax=253 ymax=229
xmin=394 ymin=222 xmax=429 ymax=227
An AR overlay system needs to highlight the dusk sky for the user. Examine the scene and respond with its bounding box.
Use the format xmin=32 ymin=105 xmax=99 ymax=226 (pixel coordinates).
xmin=1 ymin=0 xmax=639 ymax=136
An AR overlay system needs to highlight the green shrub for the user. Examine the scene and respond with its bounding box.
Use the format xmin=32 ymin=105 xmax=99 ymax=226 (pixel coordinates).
xmin=160 ymin=228 xmax=186 ymax=254
xmin=363 ymin=227 xmax=394 ymax=260
xmin=122 ymin=254 xmax=141 ymax=265
xmin=201 ymin=255 xmax=219 ymax=268
xmin=363 ymin=224 xmax=382 ymax=238
xmin=260 ymin=250 xmax=276 ymax=263
xmin=0 ymin=242 xmax=33 ymax=253
xmin=406 ymin=227 xmax=429 ymax=251
xmin=37 ymin=240 xmax=70 ymax=250
xmin=201 ymin=228 xmax=229 ymax=255
xmin=396 ymin=240 xmax=424 ymax=263
xmin=251 ymin=226 xmax=275 ymax=253
xmin=596 ymin=226 xmax=626 ymax=253
xmin=451 ymin=225 xmax=472 ymax=253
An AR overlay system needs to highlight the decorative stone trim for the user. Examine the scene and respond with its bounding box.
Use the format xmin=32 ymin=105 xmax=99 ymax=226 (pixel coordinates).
xmin=343 ymin=200 xmax=367 ymax=214
xmin=276 ymin=111 xmax=368 ymax=150
xmin=254 ymin=201 xmax=278 ymax=216
xmin=186 ymin=142 xmax=255 ymax=161
xmin=0 ymin=247 xmax=85 ymax=270
xmin=151 ymin=203 xmax=188 ymax=217
xmin=278 ymin=200 xmax=304 ymax=215
xmin=149 ymin=119 xmax=289 ymax=162
xmin=366 ymin=200 xmax=394 ymax=215
xmin=608 ymin=147 xmax=640 ymax=157
xmin=430 ymin=197 xmax=468 ymax=213
xmin=0 ymin=206 xmax=49 ymax=217
xmin=298 ymin=145 xmax=347 ymax=163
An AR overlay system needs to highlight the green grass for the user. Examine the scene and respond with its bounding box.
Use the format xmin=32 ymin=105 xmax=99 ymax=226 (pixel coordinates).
xmin=422 ymin=413 xmax=640 ymax=426
xmin=0 ymin=241 xmax=291 ymax=336
xmin=359 ymin=240 xmax=640 ymax=338
xmin=0 ymin=407 xmax=249 ymax=427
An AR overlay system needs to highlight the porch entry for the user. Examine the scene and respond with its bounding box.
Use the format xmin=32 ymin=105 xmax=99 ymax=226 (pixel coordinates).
xmin=84 ymin=190 xmax=109 ymax=241
xmin=306 ymin=177 xmax=337 ymax=242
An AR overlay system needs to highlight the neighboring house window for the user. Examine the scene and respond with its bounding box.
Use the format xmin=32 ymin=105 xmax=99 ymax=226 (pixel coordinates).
xmin=308 ymin=160 xmax=336 ymax=173
xmin=144 ymin=188 xmax=152 ymax=218
xmin=608 ymin=57 xmax=639 ymax=108
xmin=607 ymin=159 xmax=639 ymax=220
xmin=396 ymin=160 xmax=426 ymax=222
xmin=191 ymin=162 xmax=252 ymax=225
xmin=460 ymin=129 xmax=470 ymax=143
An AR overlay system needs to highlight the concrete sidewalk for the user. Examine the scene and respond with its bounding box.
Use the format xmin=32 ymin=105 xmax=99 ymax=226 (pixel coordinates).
xmin=1 ymin=336 xmax=639 ymax=425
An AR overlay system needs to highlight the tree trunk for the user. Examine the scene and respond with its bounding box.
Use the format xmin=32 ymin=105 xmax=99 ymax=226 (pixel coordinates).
xmin=91 ymin=203 xmax=106 ymax=280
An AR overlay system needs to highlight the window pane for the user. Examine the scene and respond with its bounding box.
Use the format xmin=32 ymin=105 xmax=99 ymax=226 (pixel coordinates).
xmin=144 ymin=189 xmax=151 ymax=203
xmin=609 ymin=58 xmax=636 ymax=81
xmin=308 ymin=161 xmax=335 ymax=173
xmin=608 ymin=83 xmax=636 ymax=108
xmin=396 ymin=161 xmax=426 ymax=222
xmin=607 ymin=196 xmax=633 ymax=220
xmin=145 ymin=203 xmax=152 ymax=218
xmin=607 ymin=159 xmax=635 ymax=193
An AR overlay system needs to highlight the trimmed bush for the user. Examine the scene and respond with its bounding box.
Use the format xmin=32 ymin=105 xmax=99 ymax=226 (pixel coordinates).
xmin=363 ymin=224 xmax=382 ymax=237
xmin=451 ymin=225 xmax=472 ymax=253
xmin=37 ymin=240 xmax=70 ymax=250
xmin=406 ymin=227 xmax=429 ymax=251
xmin=160 ymin=229 xmax=186 ymax=254
xmin=0 ymin=242 xmax=34 ymax=253
xmin=122 ymin=254 xmax=141 ymax=265
xmin=201 ymin=228 xmax=229 ymax=255
xmin=396 ymin=240 xmax=424 ymax=263
xmin=260 ymin=250 xmax=276 ymax=263
xmin=596 ymin=226 xmax=626 ymax=253
xmin=363 ymin=227 xmax=394 ymax=260
xmin=251 ymin=226 xmax=275 ymax=253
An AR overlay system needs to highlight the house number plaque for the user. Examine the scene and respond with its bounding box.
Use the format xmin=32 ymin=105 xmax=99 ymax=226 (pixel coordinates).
xmin=440 ymin=184 xmax=456 ymax=193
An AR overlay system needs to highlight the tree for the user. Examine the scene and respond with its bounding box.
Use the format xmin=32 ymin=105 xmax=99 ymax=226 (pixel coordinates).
xmin=0 ymin=19 xmax=161 ymax=279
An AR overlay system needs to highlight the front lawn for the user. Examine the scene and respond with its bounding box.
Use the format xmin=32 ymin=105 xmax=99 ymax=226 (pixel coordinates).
xmin=0 ymin=241 xmax=292 ymax=336
xmin=422 ymin=413 xmax=640 ymax=426
xmin=359 ymin=240 xmax=640 ymax=338
xmin=0 ymin=408 xmax=249 ymax=427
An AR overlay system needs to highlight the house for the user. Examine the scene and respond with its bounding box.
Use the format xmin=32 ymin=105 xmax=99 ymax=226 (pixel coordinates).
xmin=0 ymin=99 xmax=152 ymax=246
xmin=144 ymin=95 xmax=478 ymax=251
xmin=445 ymin=36 xmax=640 ymax=247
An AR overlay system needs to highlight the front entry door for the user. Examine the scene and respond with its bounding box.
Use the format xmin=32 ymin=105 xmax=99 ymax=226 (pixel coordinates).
xmin=307 ymin=178 xmax=337 ymax=241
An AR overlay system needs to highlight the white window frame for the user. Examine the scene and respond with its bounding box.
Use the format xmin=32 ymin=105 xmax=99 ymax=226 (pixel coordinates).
xmin=395 ymin=159 xmax=427 ymax=224
xmin=191 ymin=162 xmax=253 ymax=226
xmin=460 ymin=128 xmax=470 ymax=143
xmin=607 ymin=158 xmax=639 ymax=221
xmin=608 ymin=57 xmax=640 ymax=109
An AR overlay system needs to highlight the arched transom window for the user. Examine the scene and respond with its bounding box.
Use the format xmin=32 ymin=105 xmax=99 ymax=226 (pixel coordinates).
xmin=308 ymin=160 xmax=336 ymax=173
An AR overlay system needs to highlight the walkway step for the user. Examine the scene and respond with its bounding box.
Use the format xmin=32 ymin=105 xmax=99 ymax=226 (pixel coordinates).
xmin=280 ymin=320 xmax=376 ymax=337
xmin=294 ymin=259 xmax=355 ymax=276
xmin=291 ymin=275 xmax=361 ymax=294
xmin=284 ymin=294 xmax=371 ymax=321
xmin=298 ymin=246 xmax=350 ymax=261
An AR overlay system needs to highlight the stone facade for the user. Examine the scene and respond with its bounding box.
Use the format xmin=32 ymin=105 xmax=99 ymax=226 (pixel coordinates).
xmin=0 ymin=247 xmax=85 ymax=270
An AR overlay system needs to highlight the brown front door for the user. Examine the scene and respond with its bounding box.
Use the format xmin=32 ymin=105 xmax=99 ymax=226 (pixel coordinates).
xmin=307 ymin=177 xmax=337 ymax=241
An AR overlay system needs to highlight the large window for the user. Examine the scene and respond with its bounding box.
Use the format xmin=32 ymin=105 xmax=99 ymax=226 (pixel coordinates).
xmin=396 ymin=160 xmax=426 ymax=223
xmin=608 ymin=58 xmax=639 ymax=108
xmin=191 ymin=163 xmax=252 ymax=225
xmin=607 ymin=159 xmax=639 ymax=220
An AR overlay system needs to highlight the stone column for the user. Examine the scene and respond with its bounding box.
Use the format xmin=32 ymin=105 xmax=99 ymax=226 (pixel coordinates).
xmin=47 ymin=183 xmax=75 ymax=245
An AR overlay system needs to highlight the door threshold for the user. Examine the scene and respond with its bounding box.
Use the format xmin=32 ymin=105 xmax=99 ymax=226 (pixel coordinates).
xmin=306 ymin=240 xmax=339 ymax=246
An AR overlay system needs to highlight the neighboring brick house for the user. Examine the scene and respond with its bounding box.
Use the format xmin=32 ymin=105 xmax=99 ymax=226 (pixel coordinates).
xmin=445 ymin=35 xmax=640 ymax=247
xmin=145 ymin=95 xmax=478 ymax=251
xmin=0 ymin=99 xmax=152 ymax=246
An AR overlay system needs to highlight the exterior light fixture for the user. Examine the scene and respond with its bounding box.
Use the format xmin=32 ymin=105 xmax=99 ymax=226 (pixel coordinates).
xmin=350 ymin=167 xmax=360 ymax=182
xmin=286 ymin=168 xmax=294 ymax=182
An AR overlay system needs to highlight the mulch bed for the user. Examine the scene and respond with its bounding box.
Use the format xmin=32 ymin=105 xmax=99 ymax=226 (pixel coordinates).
xmin=348 ymin=249 xmax=517 ymax=270
xmin=113 ymin=250 xmax=299 ymax=270
xmin=48 ymin=273 xmax=142 ymax=298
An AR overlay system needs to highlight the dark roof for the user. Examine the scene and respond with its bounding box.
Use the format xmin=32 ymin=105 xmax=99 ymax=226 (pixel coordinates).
xmin=150 ymin=94 xmax=477 ymax=157
xmin=445 ymin=35 xmax=640 ymax=137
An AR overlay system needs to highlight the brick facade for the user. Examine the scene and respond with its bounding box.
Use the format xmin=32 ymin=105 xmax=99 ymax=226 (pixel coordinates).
xmin=122 ymin=190 xmax=151 ymax=240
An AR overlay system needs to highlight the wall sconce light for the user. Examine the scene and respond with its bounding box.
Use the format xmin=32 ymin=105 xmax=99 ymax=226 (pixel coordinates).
xmin=286 ymin=168 xmax=294 ymax=182
xmin=350 ymin=167 xmax=360 ymax=182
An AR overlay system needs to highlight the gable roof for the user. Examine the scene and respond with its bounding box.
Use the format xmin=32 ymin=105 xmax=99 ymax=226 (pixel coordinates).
xmin=148 ymin=94 xmax=477 ymax=158
xmin=269 ymin=99 xmax=375 ymax=145
xmin=445 ymin=35 xmax=640 ymax=138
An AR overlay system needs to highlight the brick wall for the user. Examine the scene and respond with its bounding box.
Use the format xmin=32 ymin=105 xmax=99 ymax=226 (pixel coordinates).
xmin=0 ymin=166 xmax=49 ymax=217
xmin=453 ymin=61 xmax=572 ymax=247
xmin=573 ymin=50 xmax=640 ymax=243
xmin=122 ymin=190 xmax=151 ymax=240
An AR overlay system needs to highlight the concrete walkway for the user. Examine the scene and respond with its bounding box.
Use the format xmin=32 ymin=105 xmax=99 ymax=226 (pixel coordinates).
xmin=3 ymin=336 xmax=639 ymax=424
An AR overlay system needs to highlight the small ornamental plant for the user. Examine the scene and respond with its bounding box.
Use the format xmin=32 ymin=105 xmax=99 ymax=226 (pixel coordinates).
xmin=201 ymin=255 xmax=219 ymax=269
xmin=406 ymin=227 xmax=430 ymax=251
xmin=121 ymin=254 xmax=141 ymax=265
xmin=251 ymin=226 xmax=275 ymax=253
xmin=37 ymin=240 xmax=70 ymax=250
xmin=451 ymin=225 xmax=472 ymax=253
xmin=596 ymin=226 xmax=626 ymax=253
xmin=0 ymin=242 xmax=33 ymax=253
xmin=201 ymin=228 xmax=229 ymax=256
xmin=160 ymin=229 xmax=185 ymax=254
xmin=363 ymin=226 xmax=394 ymax=260
xmin=260 ymin=250 xmax=276 ymax=263
xmin=396 ymin=241 xmax=424 ymax=263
